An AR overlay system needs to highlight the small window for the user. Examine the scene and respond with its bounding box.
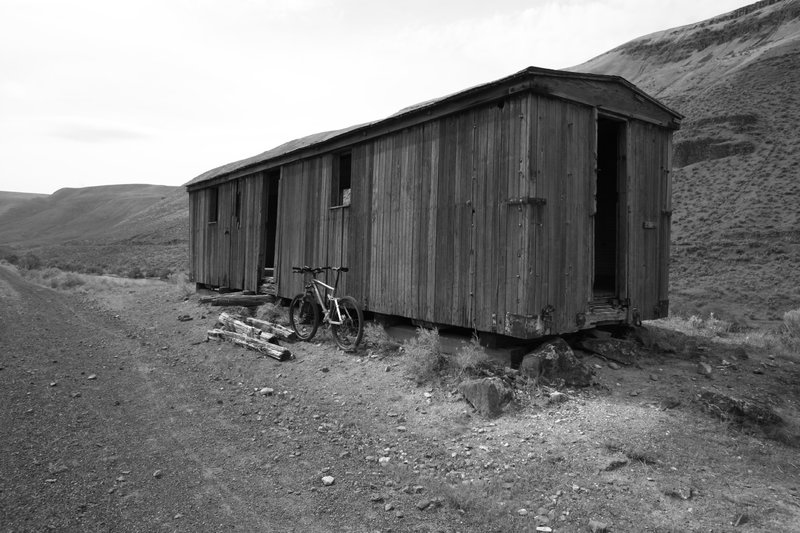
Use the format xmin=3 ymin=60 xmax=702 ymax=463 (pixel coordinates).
xmin=332 ymin=152 xmax=352 ymax=207
xmin=208 ymin=186 xmax=219 ymax=223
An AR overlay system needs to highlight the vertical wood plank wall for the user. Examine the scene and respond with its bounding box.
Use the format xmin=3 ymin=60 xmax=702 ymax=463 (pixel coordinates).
xmin=274 ymin=93 xmax=601 ymax=334
xmin=189 ymin=177 xmax=264 ymax=291
xmin=192 ymin=90 xmax=673 ymax=337
xmin=626 ymin=121 xmax=672 ymax=320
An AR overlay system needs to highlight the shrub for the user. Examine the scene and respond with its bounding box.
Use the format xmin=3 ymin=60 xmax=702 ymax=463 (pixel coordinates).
xmin=363 ymin=322 xmax=400 ymax=355
xmin=255 ymin=302 xmax=287 ymax=325
xmin=404 ymin=328 xmax=448 ymax=384
xmin=126 ymin=266 xmax=144 ymax=279
xmin=783 ymin=308 xmax=800 ymax=339
xmin=18 ymin=252 xmax=42 ymax=270
xmin=59 ymin=272 xmax=86 ymax=289
xmin=403 ymin=329 xmax=494 ymax=384
xmin=452 ymin=336 xmax=494 ymax=379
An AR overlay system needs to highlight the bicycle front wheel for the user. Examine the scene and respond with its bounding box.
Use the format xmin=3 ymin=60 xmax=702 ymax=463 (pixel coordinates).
xmin=289 ymin=293 xmax=320 ymax=341
xmin=331 ymin=295 xmax=364 ymax=351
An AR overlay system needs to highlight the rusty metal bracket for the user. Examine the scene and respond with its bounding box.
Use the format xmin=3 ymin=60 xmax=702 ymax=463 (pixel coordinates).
xmin=505 ymin=197 xmax=546 ymax=206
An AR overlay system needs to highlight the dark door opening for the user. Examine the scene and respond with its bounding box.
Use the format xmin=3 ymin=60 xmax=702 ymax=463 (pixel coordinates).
xmin=593 ymin=118 xmax=623 ymax=299
xmin=264 ymin=169 xmax=280 ymax=270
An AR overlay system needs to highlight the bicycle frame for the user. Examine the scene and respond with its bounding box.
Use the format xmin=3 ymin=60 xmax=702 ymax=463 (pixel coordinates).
xmin=303 ymin=272 xmax=345 ymax=326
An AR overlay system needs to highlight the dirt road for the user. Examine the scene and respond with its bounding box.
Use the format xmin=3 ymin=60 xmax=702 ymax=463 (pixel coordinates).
xmin=2 ymin=266 xmax=799 ymax=532
xmin=1 ymin=267 xmax=444 ymax=532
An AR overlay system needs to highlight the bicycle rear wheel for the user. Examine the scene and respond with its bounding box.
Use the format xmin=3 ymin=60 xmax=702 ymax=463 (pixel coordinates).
xmin=331 ymin=295 xmax=364 ymax=351
xmin=289 ymin=293 xmax=320 ymax=341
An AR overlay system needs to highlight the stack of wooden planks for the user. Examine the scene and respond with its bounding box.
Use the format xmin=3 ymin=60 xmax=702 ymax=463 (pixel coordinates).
xmin=207 ymin=312 xmax=295 ymax=361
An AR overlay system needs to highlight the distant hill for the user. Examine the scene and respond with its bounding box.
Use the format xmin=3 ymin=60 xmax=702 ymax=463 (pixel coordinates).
xmin=574 ymin=0 xmax=800 ymax=323
xmin=0 ymin=191 xmax=48 ymax=217
xmin=0 ymin=184 xmax=188 ymax=275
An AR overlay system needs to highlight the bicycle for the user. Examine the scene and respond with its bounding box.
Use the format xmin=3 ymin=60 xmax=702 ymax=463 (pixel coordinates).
xmin=289 ymin=266 xmax=364 ymax=351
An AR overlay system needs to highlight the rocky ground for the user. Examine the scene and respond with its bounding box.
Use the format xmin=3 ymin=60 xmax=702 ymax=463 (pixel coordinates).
xmin=1 ymin=265 xmax=799 ymax=532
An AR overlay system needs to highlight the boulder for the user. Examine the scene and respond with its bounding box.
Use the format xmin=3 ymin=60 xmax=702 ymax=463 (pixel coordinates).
xmin=520 ymin=338 xmax=594 ymax=387
xmin=576 ymin=337 xmax=640 ymax=365
xmin=458 ymin=377 xmax=513 ymax=417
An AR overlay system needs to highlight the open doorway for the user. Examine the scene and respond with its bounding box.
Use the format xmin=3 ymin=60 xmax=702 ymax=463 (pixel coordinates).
xmin=263 ymin=169 xmax=281 ymax=271
xmin=593 ymin=117 xmax=624 ymax=299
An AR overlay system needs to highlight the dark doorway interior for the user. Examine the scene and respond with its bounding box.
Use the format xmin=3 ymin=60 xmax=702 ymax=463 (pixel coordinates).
xmin=594 ymin=118 xmax=622 ymax=298
xmin=264 ymin=169 xmax=280 ymax=269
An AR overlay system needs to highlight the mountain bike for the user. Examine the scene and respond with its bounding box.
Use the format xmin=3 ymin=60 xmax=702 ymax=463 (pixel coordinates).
xmin=289 ymin=266 xmax=364 ymax=351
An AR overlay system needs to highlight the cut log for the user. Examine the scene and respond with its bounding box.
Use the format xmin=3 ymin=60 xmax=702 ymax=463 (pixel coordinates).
xmin=244 ymin=317 xmax=297 ymax=340
xmin=199 ymin=293 xmax=275 ymax=307
xmin=207 ymin=329 xmax=291 ymax=361
xmin=218 ymin=312 xmax=277 ymax=343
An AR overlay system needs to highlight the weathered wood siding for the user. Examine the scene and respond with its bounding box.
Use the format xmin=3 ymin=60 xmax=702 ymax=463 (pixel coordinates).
xmin=274 ymin=93 xmax=606 ymax=335
xmin=523 ymin=95 xmax=596 ymax=333
xmin=195 ymin=85 xmax=674 ymax=337
xmin=275 ymin=156 xmax=335 ymax=296
xmin=189 ymin=177 xmax=265 ymax=291
xmin=626 ymin=121 xmax=672 ymax=320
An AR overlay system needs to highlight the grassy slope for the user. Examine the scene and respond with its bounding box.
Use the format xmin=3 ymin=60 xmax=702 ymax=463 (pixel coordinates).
xmin=574 ymin=0 xmax=800 ymax=323
xmin=0 ymin=191 xmax=48 ymax=217
xmin=0 ymin=184 xmax=188 ymax=274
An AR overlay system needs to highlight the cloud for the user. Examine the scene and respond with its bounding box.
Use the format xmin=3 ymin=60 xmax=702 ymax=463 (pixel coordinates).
xmin=48 ymin=120 xmax=153 ymax=143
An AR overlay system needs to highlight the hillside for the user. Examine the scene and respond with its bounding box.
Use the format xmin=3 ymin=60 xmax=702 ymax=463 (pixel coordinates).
xmin=0 ymin=184 xmax=188 ymax=275
xmin=574 ymin=0 xmax=800 ymax=323
xmin=0 ymin=191 xmax=48 ymax=218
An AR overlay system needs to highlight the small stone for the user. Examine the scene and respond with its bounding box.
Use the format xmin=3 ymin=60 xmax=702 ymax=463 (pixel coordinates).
xmin=370 ymin=493 xmax=384 ymax=502
xmin=588 ymin=519 xmax=608 ymax=533
xmin=396 ymin=426 xmax=407 ymax=432
xmin=423 ymin=392 xmax=433 ymax=398
xmin=173 ymin=513 xmax=183 ymax=520
xmin=518 ymin=508 xmax=529 ymax=516
xmin=87 ymin=374 xmax=97 ymax=380
xmin=752 ymin=368 xmax=764 ymax=375
xmin=384 ymin=503 xmax=394 ymax=511
xmin=697 ymin=362 xmax=713 ymax=377
xmin=49 ymin=382 xmax=57 ymax=387
xmin=385 ymin=365 xmax=391 ymax=372
xmin=649 ymin=373 xmax=659 ymax=381
xmin=548 ymin=391 xmax=567 ymax=404
xmin=259 ymin=387 xmax=274 ymax=396
xmin=152 ymin=469 xmax=163 ymax=479
xmin=608 ymin=362 xmax=620 ymax=370
xmin=629 ymin=391 xmax=639 ymax=397
xmin=320 ymin=367 xmax=329 ymax=373
xmin=378 ymin=456 xmax=390 ymax=465
xmin=416 ymin=499 xmax=431 ymax=511
xmin=321 ymin=476 xmax=335 ymax=486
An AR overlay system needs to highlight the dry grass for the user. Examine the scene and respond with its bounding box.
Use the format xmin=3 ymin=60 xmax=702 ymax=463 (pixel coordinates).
xmin=255 ymin=302 xmax=289 ymax=325
xmin=362 ymin=322 xmax=401 ymax=355
xmin=403 ymin=328 xmax=497 ymax=385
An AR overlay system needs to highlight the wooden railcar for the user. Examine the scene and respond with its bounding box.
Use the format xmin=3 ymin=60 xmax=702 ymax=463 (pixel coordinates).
xmin=186 ymin=66 xmax=682 ymax=339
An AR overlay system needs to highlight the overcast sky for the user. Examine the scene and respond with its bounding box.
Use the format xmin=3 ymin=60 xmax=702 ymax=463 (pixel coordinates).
xmin=1 ymin=0 xmax=752 ymax=194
